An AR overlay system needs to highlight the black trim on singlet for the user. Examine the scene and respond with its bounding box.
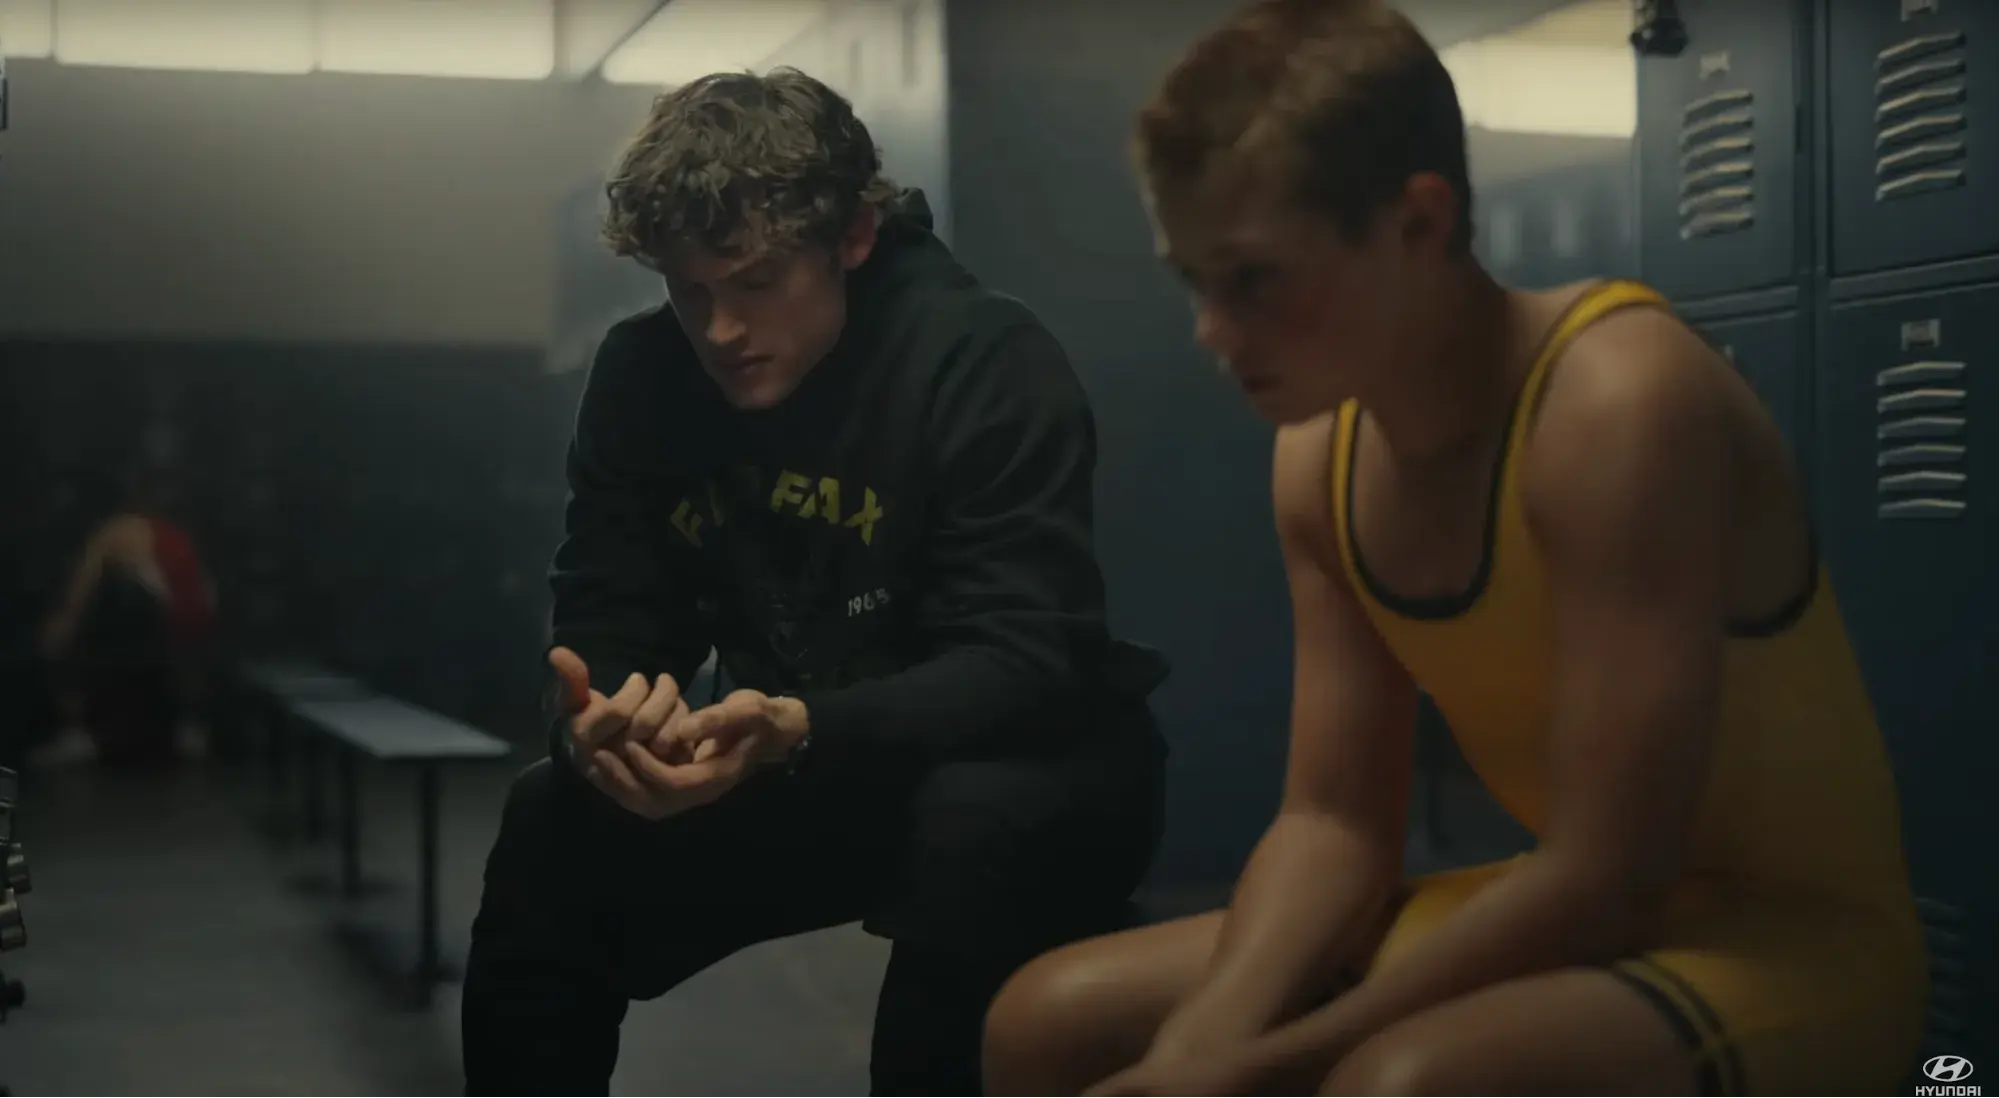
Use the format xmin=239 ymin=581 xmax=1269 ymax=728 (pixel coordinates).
xmin=1345 ymin=285 xmax=1824 ymax=639
xmin=1341 ymin=288 xmax=1604 ymax=621
xmin=1343 ymin=394 xmax=1519 ymax=621
xmin=1609 ymin=957 xmax=1748 ymax=1095
xmin=1724 ymin=528 xmax=1819 ymax=639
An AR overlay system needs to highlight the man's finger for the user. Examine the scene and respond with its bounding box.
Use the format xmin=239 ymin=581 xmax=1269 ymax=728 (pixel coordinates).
xmin=621 ymin=739 xmax=697 ymax=794
xmin=712 ymin=734 xmax=763 ymax=778
xmin=589 ymin=747 xmax=653 ymax=810
xmin=624 ymin=740 xmax=756 ymax=811
xmin=547 ymin=646 xmax=592 ymax=713
xmin=664 ymin=704 xmax=727 ymax=749
xmin=607 ymin=671 xmax=649 ymax=715
xmin=647 ymin=699 xmax=695 ymax=761
xmin=582 ymin=672 xmax=650 ymax=746
xmin=567 ymin=692 xmax=609 ymax=753
xmin=621 ymin=740 xmax=739 ymax=793
xmin=630 ymin=674 xmax=682 ymax=738
xmin=682 ymin=690 xmax=763 ymax=739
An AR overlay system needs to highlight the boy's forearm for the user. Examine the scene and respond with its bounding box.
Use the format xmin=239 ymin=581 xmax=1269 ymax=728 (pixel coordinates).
xmin=1154 ymin=811 xmax=1399 ymax=1053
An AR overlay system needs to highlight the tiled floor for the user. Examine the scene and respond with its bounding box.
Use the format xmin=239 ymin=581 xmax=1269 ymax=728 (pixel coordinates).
xmin=0 ymin=757 xmax=890 ymax=1096
xmin=0 ymin=749 xmax=1528 ymax=1096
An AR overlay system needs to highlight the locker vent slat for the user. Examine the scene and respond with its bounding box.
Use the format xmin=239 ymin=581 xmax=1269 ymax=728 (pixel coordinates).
xmin=1676 ymin=88 xmax=1754 ymax=240
xmin=1875 ymin=28 xmax=1970 ymax=201
xmin=1915 ymin=897 xmax=1979 ymax=1060
xmin=1875 ymin=338 xmax=1970 ymax=518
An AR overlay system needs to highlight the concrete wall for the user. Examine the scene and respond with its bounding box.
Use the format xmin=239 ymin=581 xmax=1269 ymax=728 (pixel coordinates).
xmin=0 ymin=58 xmax=654 ymax=345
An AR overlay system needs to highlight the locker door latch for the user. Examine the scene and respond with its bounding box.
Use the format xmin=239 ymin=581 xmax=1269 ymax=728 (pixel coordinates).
xmin=1631 ymin=0 xmax=1689 ymax=58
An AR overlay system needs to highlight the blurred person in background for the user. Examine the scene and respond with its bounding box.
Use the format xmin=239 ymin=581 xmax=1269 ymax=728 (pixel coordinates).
xmin=36 ymin=464 xmax=216 ymax=771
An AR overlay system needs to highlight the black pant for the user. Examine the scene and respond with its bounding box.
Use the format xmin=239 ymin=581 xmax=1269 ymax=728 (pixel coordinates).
xmin=81 ymin=663 xmax=180 ymax=771
xmin=463 ymin=719 xmax=1162 ymax=1095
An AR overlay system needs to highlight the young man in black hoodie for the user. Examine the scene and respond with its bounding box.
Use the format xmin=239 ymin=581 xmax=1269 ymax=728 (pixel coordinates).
xmin=461 ymin=68 xmax=1169 ymax=1095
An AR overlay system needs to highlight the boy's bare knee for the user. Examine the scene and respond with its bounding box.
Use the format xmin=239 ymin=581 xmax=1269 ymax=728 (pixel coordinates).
xmin=983 ymin=948 xmax=1106 ymax=1093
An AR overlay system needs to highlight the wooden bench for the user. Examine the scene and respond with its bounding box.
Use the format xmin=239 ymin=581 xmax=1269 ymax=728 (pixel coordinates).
xmin=289 ymin=695 xmax=510 ymax=1005
xmin=236 ymin=660 xmax=377 ymax=841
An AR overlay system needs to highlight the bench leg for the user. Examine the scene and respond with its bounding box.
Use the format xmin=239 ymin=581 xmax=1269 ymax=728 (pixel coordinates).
xmin=302 ymin=736 xmax=326 ymax=842
xmin=261 ymin=697 xmax=292 ymax=839
xmin=413 ymin=763 xmax=442 ymax=999
xmin=338 ymin=749 xmax=362 ymax=899
xmin=262 ymin=698 xmax=280 ymax=809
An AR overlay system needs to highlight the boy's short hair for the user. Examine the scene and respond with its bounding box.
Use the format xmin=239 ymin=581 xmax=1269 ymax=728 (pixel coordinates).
xmin=1134 ymin=0 xmax=1474 ymax=253
xmin=602 ymin=67 xmax=900 ymax=263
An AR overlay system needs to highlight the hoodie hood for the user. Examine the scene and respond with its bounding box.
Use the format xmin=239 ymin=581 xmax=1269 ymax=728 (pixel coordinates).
xmin=889 ymin=188 xmax=935 ymax=233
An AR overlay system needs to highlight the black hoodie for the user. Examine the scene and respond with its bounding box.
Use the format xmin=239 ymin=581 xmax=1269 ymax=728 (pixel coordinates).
xmin=548 ymin=192 xmax=1167 ymax=767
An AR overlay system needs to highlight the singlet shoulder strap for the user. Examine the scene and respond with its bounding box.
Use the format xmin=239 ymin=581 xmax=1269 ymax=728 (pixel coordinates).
xmin=1505 ymin=280 xmax=1671 ymax=456
xmin=1329 ymin=398 xmax=1364 ymax=585
xmin=1331 ymin=281 xmax=1672 ymax=596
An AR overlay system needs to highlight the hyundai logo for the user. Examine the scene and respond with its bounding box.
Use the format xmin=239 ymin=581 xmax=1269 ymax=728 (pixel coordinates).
xmin=1925 ymin=1056 xmax=1975 ymax=1083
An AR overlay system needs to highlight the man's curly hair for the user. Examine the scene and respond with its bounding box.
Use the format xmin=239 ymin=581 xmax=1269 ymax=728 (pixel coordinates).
xmin=602 ymin=67 xmax=900 ymax=264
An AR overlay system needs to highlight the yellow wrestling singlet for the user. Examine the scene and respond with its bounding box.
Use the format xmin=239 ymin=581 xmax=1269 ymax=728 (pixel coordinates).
xmin=1330 ymin=280 xmax=1929 ymax=1093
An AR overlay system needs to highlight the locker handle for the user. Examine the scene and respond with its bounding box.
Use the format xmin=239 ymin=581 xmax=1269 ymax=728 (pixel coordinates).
xmin=1899 ymin=320 xmax=1944 ymax=350
xmin=1876 ymin=55 xmax=1966 ymax=97
xmin=1877 ymin=111 xmax=1966 ymax=150
xmin=1876 ymin=31 xmax=1966 ymax=71
xmin=1680 ymin=88 xmax=1753 ymax=122
xmin=1875 ymin=167 xmax=1966 ymax=201
xmin=1679 ymin=136 xmax=1754 ymax=172
xmin=1876 ymin=83 xmax=1967 ymax=124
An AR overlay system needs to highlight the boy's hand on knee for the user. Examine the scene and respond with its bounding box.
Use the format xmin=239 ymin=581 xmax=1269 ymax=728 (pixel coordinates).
xmin=1086 ymin=1050 xmax=1268 ymax=1097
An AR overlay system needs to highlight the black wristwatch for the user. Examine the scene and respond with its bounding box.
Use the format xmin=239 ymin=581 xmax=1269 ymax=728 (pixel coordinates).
xmin=783 ymin=727 xmax=814 ymax=775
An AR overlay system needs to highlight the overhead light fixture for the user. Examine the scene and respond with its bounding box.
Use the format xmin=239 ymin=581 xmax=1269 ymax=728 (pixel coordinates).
xmin=1442 ymin=0 xmax=1636 ymax=139
xmin=53 ymin=0 xmax=316 ymax=74
xmin=0 ymin=0 xmax=54 ymax=59
xmin=315 ymin=0 xmax=556 ymax=80
xmin=557 ymin=0 xmax=670 ymax=79
xmin=600 ymin=0 xmax=827 ymax=87
xmin=1446 ymin=40 xmax=1637 ymax=138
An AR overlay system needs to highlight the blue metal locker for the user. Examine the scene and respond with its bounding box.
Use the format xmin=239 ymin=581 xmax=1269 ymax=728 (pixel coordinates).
xmin=1827 ymin=0 xmax=1999 ymax=276
xmin=1819 ymin=285 xmax=1994 ymax=772
xmin=1818 ymin=283 xmax=1997 ymax=1063
xmin=1637 ymin=0 xmax=1806 ymax=301
xmin=1699 ymin=309 xmax=1810 ymax=462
